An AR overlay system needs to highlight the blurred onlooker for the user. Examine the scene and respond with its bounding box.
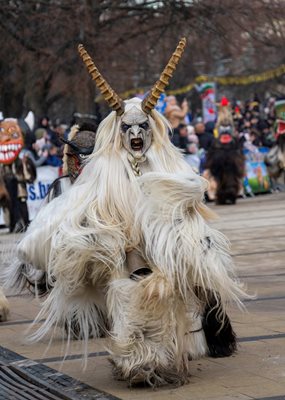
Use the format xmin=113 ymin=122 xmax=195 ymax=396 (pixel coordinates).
xmin=195 ymin=121 xmax=214 ymax=151
xmin=165 ymin=96 xmax=189 ymax=130
xmin=177 ymin=123 xmax=190 ymax=151
xmin=38 ymin=116 xmax=61 ymax=147
xmin=249 ymin=128 xmax=262 ymax=147
xmin=205 ymin=121 xmax=215 ymax=136
xmin=171 ymin=123 xmax=200 ymax=172
xmin=41 ymin=143 xmax=63 ymax=167
xmin=260 ymin=122 xmax=275 ymax=148
xmin=34 ymin=127 xmax=48 ymax=150
xmin=185 ymin=126 xmax=201 ymax=171
xmin=249 ymin=115 xmax=259 ymax=130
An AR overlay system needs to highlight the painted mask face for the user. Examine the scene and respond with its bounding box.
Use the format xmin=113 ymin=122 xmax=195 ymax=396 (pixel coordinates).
xmin=0 ymin=119 xmax=24 ymax=164
xmin=120 ymin=106 xmax=152 ymax=159
xmin=218 ymin=125 xmax=233 ymax=144
xmin=64 ymin=130 xmax=96 ymax=182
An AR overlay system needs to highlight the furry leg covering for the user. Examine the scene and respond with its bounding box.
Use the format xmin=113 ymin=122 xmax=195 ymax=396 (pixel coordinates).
xmin=107 ymin=271 xmax=208 ymax=387
xmin=0 ymin=287 xmax=9 ymax=322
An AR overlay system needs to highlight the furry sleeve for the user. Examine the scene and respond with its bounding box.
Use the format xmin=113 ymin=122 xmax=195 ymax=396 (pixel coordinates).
xmin=134 ymin=171 xmax=245 ymax=309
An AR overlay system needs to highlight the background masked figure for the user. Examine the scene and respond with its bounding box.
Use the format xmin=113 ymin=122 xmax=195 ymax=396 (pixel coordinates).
xmin=27 ymin=123 xmax=98 ymax=301
xmin=46 ymin=123 xmax=97 ymax=201
xmin=265 ymin=99 xmax=285 ymax=191
xmin=6 ymin=39 xmax=246 ymax=388
xmin=0 ymin=112 xmax=36 ymax=232
xmin=0 ymin=112 xmax=36 ymax=322
xmin=203 ymin=100 xmax=245 ymax=204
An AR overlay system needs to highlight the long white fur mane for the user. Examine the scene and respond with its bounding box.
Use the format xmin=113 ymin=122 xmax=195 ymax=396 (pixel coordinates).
xmin=7 ymin=98 xmax=245 ymax=365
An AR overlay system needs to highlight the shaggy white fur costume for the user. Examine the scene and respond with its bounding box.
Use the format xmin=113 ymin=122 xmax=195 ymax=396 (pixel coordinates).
xmin=7 ymin=98 xmax=245 ymax=387
xmin=0 ymin=287 xmax=9 ymax=321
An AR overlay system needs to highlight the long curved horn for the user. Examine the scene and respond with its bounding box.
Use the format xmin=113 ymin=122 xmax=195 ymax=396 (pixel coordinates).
xmin=78 ymin=44 xmax=125 ymax=115
xmin=142 ymin=37 xmax=187 ymax=114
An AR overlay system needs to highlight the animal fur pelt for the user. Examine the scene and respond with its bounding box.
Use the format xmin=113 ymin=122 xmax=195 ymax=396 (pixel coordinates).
xmin=205 ymin=139 xmax=245 ymax=204
xmin=5 ymin=99 xmax=247 ymax=388
xmin=0 ymin=287 xmax=9 ymax=322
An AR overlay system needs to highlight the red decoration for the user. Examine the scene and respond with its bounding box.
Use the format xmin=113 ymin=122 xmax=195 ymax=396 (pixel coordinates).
xmin=220 ymin=97 xmax=229 ymax=107
xmin=220 ymin=134 xmax=232 ymax=144
xmin=276 ymin=120 xmax=285 ymax=139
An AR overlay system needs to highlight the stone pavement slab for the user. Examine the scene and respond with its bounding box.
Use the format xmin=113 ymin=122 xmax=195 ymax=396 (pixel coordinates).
xmin=0 ymin=345 xmax=120 ymax=399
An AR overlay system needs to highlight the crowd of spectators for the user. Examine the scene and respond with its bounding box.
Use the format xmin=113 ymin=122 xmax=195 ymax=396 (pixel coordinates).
xmin=164 ymin=95 xmax=278 ymax=172
xmin=25 ymin=116 xmax=66 ymax=169
xmin=26 ymin=96 xmax=278 ymax=174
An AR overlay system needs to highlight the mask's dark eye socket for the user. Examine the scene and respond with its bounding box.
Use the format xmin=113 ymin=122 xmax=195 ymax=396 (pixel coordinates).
xmin=121 ymin=123 xmax=130 ymax=133
xmin=78 ymin=154 xmax=89 ymax=161
xmin=140 ymin=122 xmax=149 ymax=130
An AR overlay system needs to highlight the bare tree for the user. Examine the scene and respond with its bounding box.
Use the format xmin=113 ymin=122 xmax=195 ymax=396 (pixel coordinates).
xmin=0 ymin=0 xmax=284 ymax=122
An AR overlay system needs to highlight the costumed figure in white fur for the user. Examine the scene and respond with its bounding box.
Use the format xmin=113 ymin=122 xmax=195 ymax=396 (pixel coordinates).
xmin=6 ymin=38 xmax=246 ymax=387
xmin=0 ymin=288 xmax=9 ymax=322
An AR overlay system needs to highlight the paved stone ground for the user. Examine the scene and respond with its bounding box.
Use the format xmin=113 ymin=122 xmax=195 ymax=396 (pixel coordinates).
xmin=0 ymin=192 xmax=285 ymax=399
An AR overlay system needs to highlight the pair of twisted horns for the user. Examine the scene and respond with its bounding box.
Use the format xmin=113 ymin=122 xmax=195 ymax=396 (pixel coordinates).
xmin=78 ymin=37 xmax=186 ymax=115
